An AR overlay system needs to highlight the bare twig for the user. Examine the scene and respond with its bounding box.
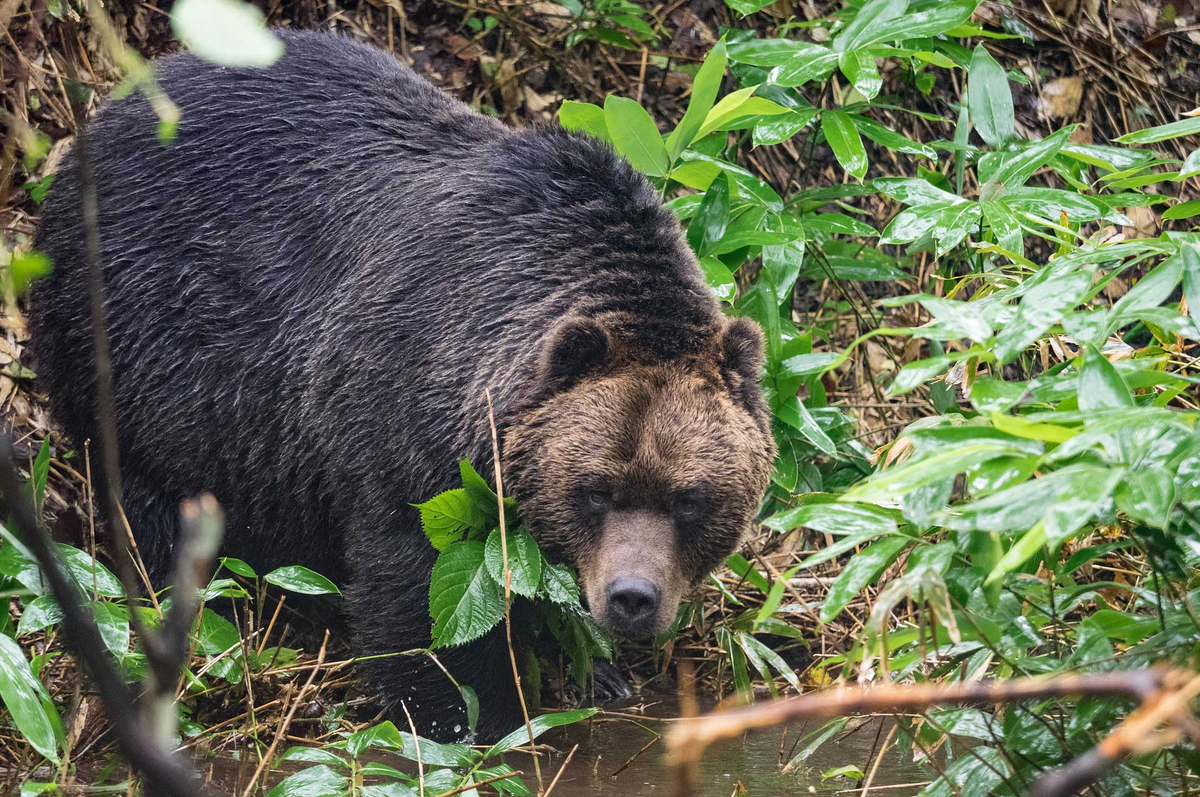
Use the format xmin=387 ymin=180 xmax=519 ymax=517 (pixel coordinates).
xmin=666 ymin=669 xmax=1195 ymax=797
xmin=543 ymin=743 xmax=578 ymax=797
xmin=0 ymin=439 xmax=207 ymax=796
xmin=485 ymin=388 xmax=543 ymax=793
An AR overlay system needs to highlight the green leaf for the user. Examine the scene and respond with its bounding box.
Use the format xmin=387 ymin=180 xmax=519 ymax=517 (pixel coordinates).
xmin=844 ymin=442 xmax=1032 ymax=504
xmin=686 ymin=173 xmax=731 ymax=257
xmin=539 ymin=561 xmax=581 ymax=606
xmin=728 ymin=39 xmax=827 ymax=67
xmin=604 ymin=95 xmax=669 ymax=176
xmin=1164 ymin=199 xmax=1200 ymax=221
xmin=764 ymin=502 xmax=898 ymax=536
xmin=0 ymin=633 xmax=59 ymax=763
xmin=850 ymin=115 xmax=936 ymax=159
xmin=219 ymin=557 xmax=257 ymax=578
xmin=265 ymin=764 xmax=349 ymax=797
xmin=839 ymin=49 xmax=881 ymax=99
xmin=417 ymin=488 xmax=485 ymax=551
xmin=559 ymin=101 xmax=610 ymax=142
xmin=346 ymin=721 xmax=405 ymax=756
xmin=459 ymin=459 xmax=499 ymax=520
xmin=16 ymin=596 xmax=63 ymax=636
xmin=967 ymin=43 xmax=1014 ymax=147
xmin=821 ymin=110 xmax=868 ymax=180
xmin=264 ymin=566 xmax=340 ymax=595
xmin=485 ymin=708 xmax=599 ymax=756
xmin=484 ymin=529 xmax=541 ymax=599
xmin=0 ymin=543 xmax=124 ymax=599
xmin=1117 ymin=466 xmax=1176 ymax=528
xmin=666 ymin=41 xmax=727 ymax=159
xmin=699 ymin=257 xmax=737 ymax=302
xmin=1115 ymin=114 xmax=1200 ymax=144
xmin=993 ymin=268 xmax=1093 ymax=364
xmin=9 ymin=251 xmax=51 ymax=296
xmin=1179 ymin=147 xmax=1200 ymax=179
xmin=1079 ymin=344 xmax=1133 ymax=409
xmin=279 ymin=746 xmax=349 ymax=768
xmin=90 ymin=601 xmax=130 ymax=656
xmin=857 ymin=0 xmax=979 ymax=45
xmin=429 ymin=541 xmax=505 ymax=648
xmin=171 ymin=0 xmax=284 ymax=67
xmin=832 ymin=0 xmax=909 ymax=52
xmin=820 ymin=536 xmax=909 ymax=622
xmin=1109 ymin=251 xmax=1184 ymax=326
xmin=767 ymin=48 xmax=840 ymax=87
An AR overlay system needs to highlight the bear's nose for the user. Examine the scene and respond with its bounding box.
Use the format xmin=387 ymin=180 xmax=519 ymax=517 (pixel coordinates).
xmin=605 ymin=576 xmax=661 ymax=636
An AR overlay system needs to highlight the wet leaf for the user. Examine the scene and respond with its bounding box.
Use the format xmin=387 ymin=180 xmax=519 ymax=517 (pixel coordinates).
xmin=820 ymin=536 xmax=909 ymax=622
xmin=604 ymin=95 xmax=669 ymax=176
xmin=822 ymin=110 xmax=868 ymax=180
xmin=265 ymin=764 xmax=348 ymax=797
xmin=667 ymin=41 xmax=726 ymax=158
xmin=429 ymin=541 xmax=505 ymax=648
xmin=967 ymin=43 xmax=1013 ymax=147
xmin=486 ymin=708 xmax=599 ymax=756
xmin=993 ymin=268 xmax=1092 ymax=364
xmin=264 ymin=566 xmax=340 ymax=596
xmin=484 ymin=529 xmax=541 ymax=599
xmin=0 ymin=634 xmax=59 ymax=763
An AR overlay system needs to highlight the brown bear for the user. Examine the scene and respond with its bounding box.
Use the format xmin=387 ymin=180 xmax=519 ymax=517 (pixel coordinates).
xmin=28 ymin=30 xmax=776 ymax=741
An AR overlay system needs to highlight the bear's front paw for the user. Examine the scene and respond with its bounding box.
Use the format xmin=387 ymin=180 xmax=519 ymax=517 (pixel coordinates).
xmin=587 ymin=659 xmax=633 ymax=702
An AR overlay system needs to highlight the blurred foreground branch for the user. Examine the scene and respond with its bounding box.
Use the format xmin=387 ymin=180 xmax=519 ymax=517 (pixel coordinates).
xmin=666 ymin=669 xmax=1200 ymax=797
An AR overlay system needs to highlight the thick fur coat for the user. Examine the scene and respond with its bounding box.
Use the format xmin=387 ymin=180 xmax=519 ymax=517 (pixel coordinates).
xmin=30 ymin=31 xmax=775 ymax=740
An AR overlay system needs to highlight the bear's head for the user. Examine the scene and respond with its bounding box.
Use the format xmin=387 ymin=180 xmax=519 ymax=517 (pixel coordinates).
xmin=505 ymin=315 xmax=776 ymax=639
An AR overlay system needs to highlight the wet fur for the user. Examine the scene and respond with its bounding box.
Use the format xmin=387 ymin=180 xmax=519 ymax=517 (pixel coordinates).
xmin=29 ymin=31 xmax=774 ymax=740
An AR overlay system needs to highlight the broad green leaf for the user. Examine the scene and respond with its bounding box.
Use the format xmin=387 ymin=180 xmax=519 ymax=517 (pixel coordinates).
xmin=686 ymin=173 xmax=731 ymax=257
xmin=666 ymin=41 xmax=727 ymax=159
xmin=819 ymin=536 xmax=909 ymax=622
xmin=920 ymin=747 xmax=1010 ymax=797
xmin=983 ymin=126 xmax=1074 ymax=191
xmin=1181 ymin=243 xmax=1200 ymax=339
xmin=346 ymin=721 xmax=405 ymax=756
xmin=843 ymin=442 xmax=1031 ymax=503
xmin=604 ymin=96 xmax=669 ymax=176
xmin=1109 ymin=250 xmax=1184 ymax=326
xmin=219 ymin=557 xmax=257 ymax=578
xmin=1164 ymin=199 xmax=1200 ymax=221
xmin=429 ymin=541 xmax=505 ymax=648
xmin=822 ymin=110 xmax=868 ymax=180
xmin=776 ymin=395 xmax=835 ymax=454
xmin=700 ymin=256 xmax=737 ymax=302
xmin=1115 ymin=114 xmax=1200 ymax=144
xmin=417 ymin=488 xmax=486 ymax=551
xmin=1079 ymin=344 xmax=1133 ymax=409
xmin=832 ymin=0 xmax=908 ymax=53
xmin=753 ymin=108 xmax=819 ymax=146
xmin=1180 ymin=148 xmax=1200 ymax=179
xmin=16 ymin=596 xmax=63 ymax=636
xmin=484 ymin=529 xmax=542 ymax=599
xmin=1116 ymin=466 xmax=1176 ymax=528
xmin=9 ymin=251 xmax=50 ymax=296
xmin=839 ymin=49 xmax=881 ymax=99
xmin=728 ymin=39 xmax=830 ymax=67
xmin=559 ymin=101 xmax=609 ymax=142
xmin=740 ymin=632 xmax=801 ymax=691
xmin=764 ymin=502 xmax=898 ymax=536
xmin=264 ymin=566 xmax=340 ymax=596
xmin=851 ymin=115 xmax=936 ymax=159
xmin=946 ymin=464 xmax=1123 ymax=546
xmin=0 ymin=634 xmax=59 ymax=763
xmin=802 ymin=212 xmax=877 ymax=236
xmin=932 ymin=201 xmax=982 ymax=254
xmin=90 ymin=601 xmax=130 ymax=656
xmin=171 ymin=0 xmax=284 ymax=67
xmin=888 ymin=351 xmax=974 ymax=396
xmin=486 ymin=708 xmax=599 ymax=756
xmin=993 ymin=268 xmax=1093 ymax=364
xmin=767 ymin=48 xmax=840 ymax=87
xmin=967 ymin=44 xmax=1013 ymax=147
xmin=919 ymin=296 xmax=992 ymax=342
xmin=265 ymin=764 xmax=348 ymax=797
xmin=459 ymin=459 xmax=499 ymax=520
xmin=278 ymin=746 xmax=349 ymax=768
xmin=857 ymin=0 xmax=979 ymax=45
xmin=0 ymin=543 xmax=124 ymax=599
xmin=874 ymin=177 xmax=965 ymax=206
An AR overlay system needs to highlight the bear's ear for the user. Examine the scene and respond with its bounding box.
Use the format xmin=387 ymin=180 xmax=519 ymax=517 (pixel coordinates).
xmin=539 ymin=316 xmax=611 ymax=392
xmin=718 ymin=317 xmax=769 ymax=421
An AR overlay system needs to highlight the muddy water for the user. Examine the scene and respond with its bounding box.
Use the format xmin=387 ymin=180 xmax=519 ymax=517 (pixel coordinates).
xmin=197 ymin=697 xmax=931 ymax=796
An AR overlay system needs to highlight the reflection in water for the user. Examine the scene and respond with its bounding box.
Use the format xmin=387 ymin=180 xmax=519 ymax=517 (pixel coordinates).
xmin=193 ymin=696 xmax=931 ymax=796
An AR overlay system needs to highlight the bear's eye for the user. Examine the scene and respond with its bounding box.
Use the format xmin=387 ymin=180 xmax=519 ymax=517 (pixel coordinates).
xmin=586 ymin=490 xmax=611 ymax=509
xmin=673 ymin=496 xmax=701 ymax=519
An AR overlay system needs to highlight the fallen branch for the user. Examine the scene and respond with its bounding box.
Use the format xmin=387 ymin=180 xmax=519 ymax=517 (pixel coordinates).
xmin=665 ymin=668 xmax=1197 ymax=797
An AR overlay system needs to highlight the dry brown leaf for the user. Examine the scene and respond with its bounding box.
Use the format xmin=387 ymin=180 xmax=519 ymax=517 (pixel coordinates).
xmin=1123 ymin=205 xmax=1158 ymax=239
xmin=1039 ymin=76 xmax=1084 ymax=120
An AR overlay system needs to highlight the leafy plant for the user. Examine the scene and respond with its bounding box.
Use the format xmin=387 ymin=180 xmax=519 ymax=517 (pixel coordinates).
xmin=418 ymin=460 xmax=612 ymax=688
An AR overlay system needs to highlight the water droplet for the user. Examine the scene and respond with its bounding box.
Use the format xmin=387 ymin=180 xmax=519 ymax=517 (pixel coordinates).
xmin=453 ymin=724 xmax=461 ymax=733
